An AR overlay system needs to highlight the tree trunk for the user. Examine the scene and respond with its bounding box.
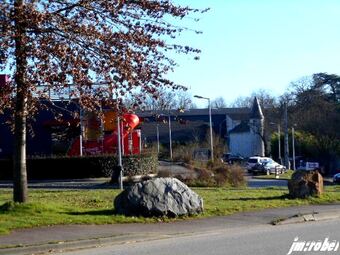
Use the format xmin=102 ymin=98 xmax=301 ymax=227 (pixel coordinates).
xmin=13 ymin=0 xmax=28 ymax=203
xmin=13 ymin=97 xmax=28 ymax=203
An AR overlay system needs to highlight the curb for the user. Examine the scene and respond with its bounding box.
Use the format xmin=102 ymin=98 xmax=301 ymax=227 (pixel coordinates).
xmin=273 ymin=210 xmax=340 ymax=225
xmin=0 ymin=233 xmax=174 ymax=255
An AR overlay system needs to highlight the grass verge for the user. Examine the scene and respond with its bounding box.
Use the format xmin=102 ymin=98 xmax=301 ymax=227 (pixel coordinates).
xmin=253 ymin=170 xmax=294 ymax=180
xmin=0 ymin=186 xmax=339 ymax=235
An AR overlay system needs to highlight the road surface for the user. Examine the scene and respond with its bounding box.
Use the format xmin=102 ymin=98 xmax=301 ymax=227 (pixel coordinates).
xmin=52 ymin=219 xmax=340 ymax=255
xmin=247 ymin=177 xmax=288 ymax=188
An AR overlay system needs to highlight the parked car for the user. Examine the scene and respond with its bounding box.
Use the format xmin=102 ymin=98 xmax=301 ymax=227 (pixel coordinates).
xmin=333 ymin=173 xmax=340 ymax=185
xmin=246 ymin=156 xmax=285 ymax=175
xmin=260 ymin=160 xmax=286 ymax=175
xmin=221 ymin=153 xmax=244 ymax=165
xmin=246 ymin=157 xmax=271 ymax=172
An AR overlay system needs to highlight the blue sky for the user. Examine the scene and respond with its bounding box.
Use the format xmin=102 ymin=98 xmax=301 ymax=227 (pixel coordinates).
xmin=169 ymin=0 xmax=340 ymax=106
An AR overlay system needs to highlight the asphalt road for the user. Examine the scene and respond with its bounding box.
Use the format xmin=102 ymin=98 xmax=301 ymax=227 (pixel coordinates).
xmin=247 ymin=177 xmax=288 ymax=188
xmin=0 ymin=176 xmax=289 ymax=189
xmin=54 ymin=219 xmax=340 ymax=255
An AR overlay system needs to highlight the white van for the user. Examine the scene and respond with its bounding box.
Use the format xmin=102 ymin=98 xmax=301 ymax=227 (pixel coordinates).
xmin=246 ymin=156 xmax=286 ymax=175
xmin=246 ymin=156 xmax=271 ymax=171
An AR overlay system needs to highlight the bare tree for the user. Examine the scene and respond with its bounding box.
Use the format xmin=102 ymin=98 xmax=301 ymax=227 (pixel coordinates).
xmin=177 ymin=91 xmax=196 ymax=110
xmin=230 ymin=89 xmax=278 ymax=109
xmin=211 ymin=97 xmax=227 ymax=108
xmin=229 ymin=96 xmax=252 ymax=108
xmin=137 ymin=88 xmax=195 ymax=110
xmin=0 ymin=0 xmax=207 ymax=203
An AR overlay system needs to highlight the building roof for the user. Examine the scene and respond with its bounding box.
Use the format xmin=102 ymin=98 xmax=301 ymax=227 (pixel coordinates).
xmin=249 ymin=97 xmax=264 ymax=119
xmin=229 ymin=121 xmax=250 ymax=134
xmin=137 ymin=107 xmax=250 ymax=120
xmin=140 ymin=120 xmax=208 ymax=143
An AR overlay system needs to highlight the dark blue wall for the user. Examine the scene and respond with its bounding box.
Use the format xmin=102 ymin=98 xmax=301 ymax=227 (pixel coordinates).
xmin=0 ymin=101 xmax=79 ymax=159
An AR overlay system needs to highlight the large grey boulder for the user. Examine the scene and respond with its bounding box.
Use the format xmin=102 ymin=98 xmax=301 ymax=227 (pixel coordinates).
xmin=288 ymin=170 xmax=323 ymax=198
xmin=114 ymin=177 xmax=203 ymax=217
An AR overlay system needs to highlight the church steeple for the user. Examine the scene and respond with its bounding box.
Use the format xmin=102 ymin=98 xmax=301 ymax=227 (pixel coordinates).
xmin=249 ymin=97 xmax=265 ymax=157
xmin=250 ymin=97 xmax=264 ymax=119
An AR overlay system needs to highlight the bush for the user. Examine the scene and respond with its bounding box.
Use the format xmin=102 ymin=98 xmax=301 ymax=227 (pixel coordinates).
xmin=213 ymin=167 xmax=228 ymax=186
xmin=172 ymin=142 xmax=199 ymax=163
xmin=226 ymin=164 xmax=246 ymax=187
xmin=177 ymin=164 xmax=246 ymax=188
xmin=126 ymin=154 xmax=158 ymax=176
xmin=185 ymin=168 xmax=214 ymax=187
xmin=0 ymin=154 xmax=158 ymax=181
xmin=157 ymin=169 xmax=171 ymax=178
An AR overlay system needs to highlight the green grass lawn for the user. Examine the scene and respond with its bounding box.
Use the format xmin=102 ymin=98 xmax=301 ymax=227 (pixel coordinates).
xmin=0 ymin=186 xmax=340 ymax=235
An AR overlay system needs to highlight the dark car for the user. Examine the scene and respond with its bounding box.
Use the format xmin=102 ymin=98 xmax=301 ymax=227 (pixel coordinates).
xmin=221 ymin=153 xmax=244 ymax=165
xmin=333 ymin=173 xmax=340 ymax=185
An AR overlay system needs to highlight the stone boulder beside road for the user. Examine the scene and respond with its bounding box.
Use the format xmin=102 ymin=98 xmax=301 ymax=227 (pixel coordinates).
xmin=114 ymin=177 xmax=203 ymax=217
xmin=288 ymin=170 xmax=323 ymax=198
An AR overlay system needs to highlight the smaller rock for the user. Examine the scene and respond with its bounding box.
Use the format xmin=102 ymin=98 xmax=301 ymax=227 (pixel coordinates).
xmin=288 ymin=170 xmax=323 ymax=198
xmin=114 ymin=177 xmax=203 ymax=217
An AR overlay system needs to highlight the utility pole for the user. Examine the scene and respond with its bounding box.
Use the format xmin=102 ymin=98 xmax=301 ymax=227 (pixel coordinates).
xmin=292 ymin=126 xmax=296 ymax=171
xmin=284 ymin=102 xmax=290 ymax=170
xmin=278 ymin=123 xmax=282 ymax=164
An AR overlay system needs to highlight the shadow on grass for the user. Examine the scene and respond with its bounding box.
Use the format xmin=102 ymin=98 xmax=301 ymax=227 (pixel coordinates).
xmin=324 ymin=180 xmax=334 ymax=186
xmin=0 ymin=202 xmax=12 ymax=213
xmin=224 ymin=194 xmax=290 ymax=201
xmin=66 ymin=209 xmax=115 ymax=216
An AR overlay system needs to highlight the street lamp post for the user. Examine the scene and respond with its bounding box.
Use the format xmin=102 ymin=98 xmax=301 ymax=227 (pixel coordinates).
xmin=284 ymin=102 xmax=290 ymax=170
xmin=278 ymin=123 xmax=282 ymax=164
xmin=156 ymin=124 xmax=160 ymax=154
xmin=168 ymin=113 xmax=173 ymax=160
xmin=194 ymin=95 xmax=214 ymax=161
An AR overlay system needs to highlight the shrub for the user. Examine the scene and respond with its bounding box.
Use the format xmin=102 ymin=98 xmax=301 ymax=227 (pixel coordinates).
xmin=206 ymin=159 xmax=225 ymax=170
xmin=206 ymin=160 xmax=214 ymax=170
xmin=173 ymin=166 xmax=213 ymax=187
xmin=122 ymin=154 xmax=158 ymax=177
xmin=213 ymin=167 xmax=228 ymax=186
xmin=176 ymin=163 xmax=246 ymax=188
xmin=226 ymin=164 xmax=246 ymax=187
xmin=0 ymin=154 xmax=158 ymax=181
xmin=157 ymin=169 xmax=171 ymax=178
xmin=172 ymin=142 xmax=199 ymax=163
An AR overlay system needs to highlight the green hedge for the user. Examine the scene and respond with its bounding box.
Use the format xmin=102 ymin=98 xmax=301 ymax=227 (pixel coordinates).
xmin=0 ymin=154 xmax=158 ymax=181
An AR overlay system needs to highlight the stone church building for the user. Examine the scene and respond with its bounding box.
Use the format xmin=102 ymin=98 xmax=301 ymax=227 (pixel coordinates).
xmin=228 ymin=97 xmax=265 ymax=157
